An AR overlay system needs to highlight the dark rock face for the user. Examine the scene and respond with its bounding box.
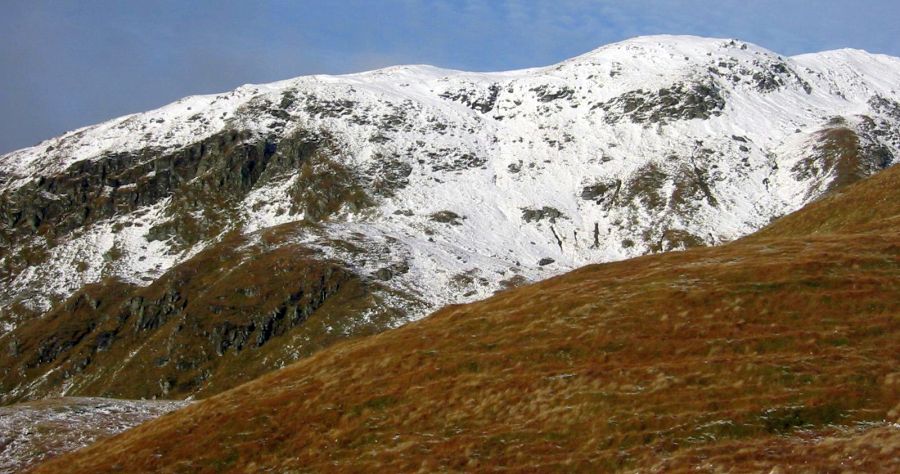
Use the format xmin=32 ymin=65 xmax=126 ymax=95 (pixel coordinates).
xmin=0 ymin=130 xmax=252 ymax=247
xmin=581 ymin=179 xmax=622 ymax=208
xmin=869 ymin=95 xmax=900 ymax=121
xmin=375 ymin=267 xmax=395 ymax=281
xmin=0 ymin=128 xmax=373 ymax=307
xmin=595 ymin=81 xmax=726 ymax=124
xmin=303 ymin=96 xmax=357 ymax=119
xmin=439 ymin=83 xmax=501 ymax=113
xmin=368 ymin=154 xmax=413 ymax=197
xmin=374 ymin=262 xmax=410 ymax=282
xmin=531 ymin=85 xmax=575 ymax=103
xmin=521 ymin=207 xmax=566 ymax=224
xmin=0 ymin=127 xmax=368 ymax=249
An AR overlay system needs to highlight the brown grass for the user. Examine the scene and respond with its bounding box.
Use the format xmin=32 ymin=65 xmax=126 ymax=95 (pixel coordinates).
xmin=31 ymin=165 xmax=900 ymax=473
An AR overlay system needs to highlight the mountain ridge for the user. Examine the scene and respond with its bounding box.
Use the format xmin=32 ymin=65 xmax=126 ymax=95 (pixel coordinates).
xmin=0 ymin=34 xmax=898 ymax=402
xmin=4 ymin=34 xmax=898 ymax=185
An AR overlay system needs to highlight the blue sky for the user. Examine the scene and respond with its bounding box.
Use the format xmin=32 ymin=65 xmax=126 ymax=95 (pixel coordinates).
xmin=1 ymin=0 xmax=899 ymax=154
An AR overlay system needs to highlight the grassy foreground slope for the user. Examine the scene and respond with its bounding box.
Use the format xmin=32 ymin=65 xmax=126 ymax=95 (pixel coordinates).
xmin=35 ymin=166 xmax=900 ymax=472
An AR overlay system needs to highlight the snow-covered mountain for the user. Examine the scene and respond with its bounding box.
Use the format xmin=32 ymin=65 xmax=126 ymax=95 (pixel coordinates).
xmin=1 ymin=35 xmax=898 ymax=401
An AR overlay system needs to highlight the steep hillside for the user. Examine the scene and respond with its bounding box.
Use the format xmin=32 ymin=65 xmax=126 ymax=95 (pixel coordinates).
xmin=34 ymin=160 xmax=900 ymax=472
xmin=0 ymin=223 xmax=414 ymax=402
xmin=2 ymin=35 xmax=899 ymax=401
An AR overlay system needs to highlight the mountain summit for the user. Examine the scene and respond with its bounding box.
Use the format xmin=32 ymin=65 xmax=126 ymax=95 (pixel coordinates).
xmin=1 ymin=36 xmax=898 ymax=402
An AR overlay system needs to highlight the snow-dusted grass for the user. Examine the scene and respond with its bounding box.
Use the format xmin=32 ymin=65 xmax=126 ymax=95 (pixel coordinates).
xmin=0 ymin=397 xmax=188 ymax=473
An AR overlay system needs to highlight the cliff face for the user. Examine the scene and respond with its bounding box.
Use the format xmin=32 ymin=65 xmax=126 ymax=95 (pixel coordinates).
xmin=1 ymin=35 xmax=899 ymax=401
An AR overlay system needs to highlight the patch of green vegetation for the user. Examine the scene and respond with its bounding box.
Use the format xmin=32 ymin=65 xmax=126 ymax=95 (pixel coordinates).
xmin=624 ymin=163 xmax=668 ymax=211
xmin=599 ymin=341 xmax=626 ymax=353
xmin=660 ymin=228 xmax=705 ymax=251
xmin=760 ymin=403 xmax=845 ymax=434
xmin=352 ymin=395 xmax=399 ymax=416
xmin=102 ymin=245 xmax=124 ymax=262
xmin=458 ymin=361 xmax=481 ymax=373
xmin=754 ymin=336 xmax=793 ymax=353
xmin=430 ymin=210 xmax=465 ymax=226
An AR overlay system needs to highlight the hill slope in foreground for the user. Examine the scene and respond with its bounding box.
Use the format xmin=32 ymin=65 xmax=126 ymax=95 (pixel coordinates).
xmin=34 ymin=163 xmax=900 ymax=472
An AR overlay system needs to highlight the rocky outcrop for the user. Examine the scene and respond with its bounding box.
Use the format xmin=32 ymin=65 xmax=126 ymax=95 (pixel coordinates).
xmin=439 ymin=83 xmax=501 ymax=113
xmin=707 ymin=53 xmax=812 ymax=94
xmin=596 ymin=81 xmax=726 ymax=124
xmin=0 ymin=127 xmax=375 ymax=320
xmin=521 ymin=206 xmax=566 ymax=223
xmin=0 ymin=130 xmax=248 ymax=246
xmin=580 ymin=179 xmax=622 ymax=208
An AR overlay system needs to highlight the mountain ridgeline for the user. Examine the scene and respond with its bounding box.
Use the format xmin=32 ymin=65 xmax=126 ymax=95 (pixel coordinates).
xmin=1 ymin=35 xmax=899 ymax=403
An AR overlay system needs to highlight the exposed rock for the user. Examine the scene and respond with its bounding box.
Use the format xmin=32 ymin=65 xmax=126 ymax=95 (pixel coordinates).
xmin=368 ymin=154 xmax=413 ymax=197
xmin=521 ymin=206 xmax=566 ymax=223
xmin=581 ymin=179 xmax=622 ymax=208
xmin=596 ymin=81 xmax=726 ymax=124
xmin=531 ymin=84 xmax=575 ymax=103
xmin=429 ymin=210 xmax=465 ymax=226
xmin=430 ymin=152 xmax=487 ymax=173
xmin=439 ymin=83 xmax=501 ymax=113
xmin=708 ymin=56 xmax=812 ymax=93
xmin=375 ymin=267 xmax=394 ymax=281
